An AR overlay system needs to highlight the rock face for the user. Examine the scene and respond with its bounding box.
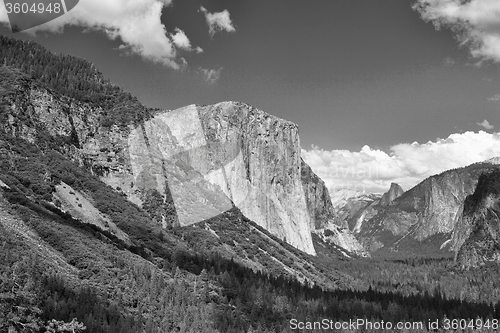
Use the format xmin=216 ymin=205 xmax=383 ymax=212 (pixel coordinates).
xmin=67 ymin=101 xmax=318 ymax=255
xmin=0 ymin=67 xmax=364 ymax=256
xmin=301 ymin=160 xmax=338 ymax=229
xmin=125 ymin=102 xmax=316 ymax=254
xmin=100 ymin=101 xmax=368 ymax=256
xmin=301 ymin=162 xmax=368 ymax=256
xmin=53 ymin=182 xmax=131 ymax=245
xmin=328 ymin=186 xmax=402 ymax=253
xmin=456 ymin=170 xmax=500 ymax=268
xmin=379 ymin=183 xmax=404 ymax=207
xmin=329 ymin=189 xmax=381 ymax=233
xmin=354 ymin=162 xmax=500 ymax=255
xmin=0 ymin=68 xmax=101 ymax=150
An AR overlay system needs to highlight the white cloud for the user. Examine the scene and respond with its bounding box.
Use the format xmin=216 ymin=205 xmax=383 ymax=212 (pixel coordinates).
xmin=171 ymin=28 xmax=202 ymax=53
xmin=302 ymin=131 xmax=500 ymax=194
xmin=171 ymin=28 xmax=192 ymax=51
xmin=0 ymin=0 xmax=202 ymax=69
xmin=488 ymin=94 xmax=500 ymax=101
xmin=200 ymin=67 xmax=222 ymax=83
xmin=413 ymin=0 xmax=500 ymax=63
xmin=477 ymin=119 xmax=494 ymax=129
xmin=443 ymin=56 xmax=456 ymax=66
xmin=200 ymin=6 xmax=236 ymax=37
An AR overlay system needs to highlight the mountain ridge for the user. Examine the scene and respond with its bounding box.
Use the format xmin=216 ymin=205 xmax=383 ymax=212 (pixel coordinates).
xmin=353 ymin=160 xmax=500 ymax=257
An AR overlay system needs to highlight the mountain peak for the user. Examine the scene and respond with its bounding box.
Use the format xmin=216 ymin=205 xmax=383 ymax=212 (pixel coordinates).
xmin=379 ymin=182 xmax=404 ymax=207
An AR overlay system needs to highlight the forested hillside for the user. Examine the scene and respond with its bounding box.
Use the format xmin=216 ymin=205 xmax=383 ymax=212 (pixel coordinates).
xmin=0 ymin=35 xmax=150 ymax=127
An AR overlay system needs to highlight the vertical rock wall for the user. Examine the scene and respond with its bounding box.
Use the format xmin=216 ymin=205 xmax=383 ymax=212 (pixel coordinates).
xmin=125 ymin=102 xmax=317 ymax=254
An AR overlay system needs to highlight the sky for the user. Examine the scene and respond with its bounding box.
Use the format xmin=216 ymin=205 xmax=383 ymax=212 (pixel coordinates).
xmin=1 ymin=0 xmax=500 ymax=194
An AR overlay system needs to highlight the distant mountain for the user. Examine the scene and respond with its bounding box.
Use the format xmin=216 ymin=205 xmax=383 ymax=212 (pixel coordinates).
xmin=329 ymin=190 xmax=381 ymax=231
xmin=329 ymin=188 xmax=379 ymax=207
xmin=379 ymin=183 xmax=404 ymax=207
xmin=328 ymin=184 xmax=404 ymax=252
xmin=354 ymin=160 xmax=500 ymax=257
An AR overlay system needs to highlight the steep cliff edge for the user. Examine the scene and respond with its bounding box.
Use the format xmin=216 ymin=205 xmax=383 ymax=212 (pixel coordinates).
xmin=456 ymin=170 xmax=500 ymax=268
xmin=301 ymin=162 xmax=368 ymax=256
xmin=300 ymin=160 xmax=339 ymax=229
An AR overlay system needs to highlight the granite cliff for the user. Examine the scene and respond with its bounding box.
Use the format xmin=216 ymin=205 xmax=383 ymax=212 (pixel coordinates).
xmin=122 ymin=102 xmax=316 ymax=254
xmin=300 ymin=161 xmax=367 ymax=256
xmin=110 ymin=102 xmax=368 ymax=256
xmin=1 ymin=65 xmax=365 ymax=256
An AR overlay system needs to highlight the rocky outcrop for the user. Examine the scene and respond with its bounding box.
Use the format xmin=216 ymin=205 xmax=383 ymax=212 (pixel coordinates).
xmin=399 ymin=172 xmax=468 ymax=239
xmin=456 ymin=170 xmax=500 ymax=268
xmin=379 ymin=183 xmax=404 ymax=207
xmin=53 ymin=182 xmax=131 ymax=245
xmin=79 ymin=101 xmax=324 ymax=255
xmin=0 ymin=68 xmax=99 ymax=145
xmin=301 ymin=160 xmax=343 ymax=229
xmin=346 ymin=195 xmax=380 ymax=234
xmin=323 ymin=189 xmax=386 ymax=254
